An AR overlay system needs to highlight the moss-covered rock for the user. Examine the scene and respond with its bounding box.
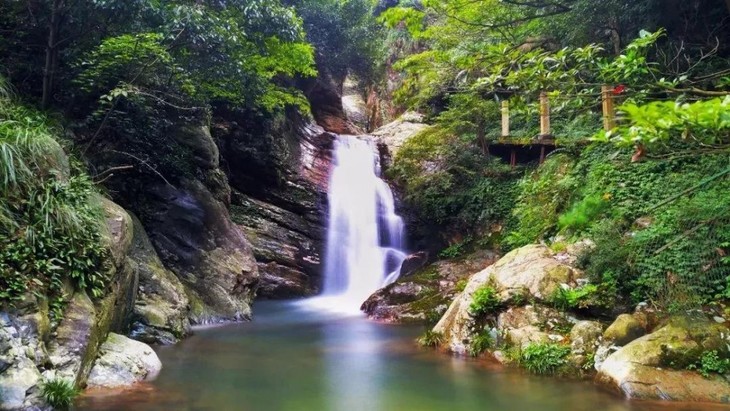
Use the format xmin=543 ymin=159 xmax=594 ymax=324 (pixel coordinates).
xmin=597 ymin=316 xmax=730 ymax=403
xmin=128 ymin=216 xmax=190 ymax=345
xmin=362 ymin=250 xmax=498 ymax=324
xmin=603 ymin=314 xmax=646 ymax=346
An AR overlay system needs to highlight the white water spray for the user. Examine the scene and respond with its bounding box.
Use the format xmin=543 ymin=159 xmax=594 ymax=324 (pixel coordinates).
xmin=312 ymin=136 xmax=407 ymax=313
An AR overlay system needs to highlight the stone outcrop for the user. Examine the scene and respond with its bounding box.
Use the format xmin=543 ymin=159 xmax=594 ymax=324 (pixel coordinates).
xmin=371 ymin=112 xmax=430 ymax=171
xmin=362 ymin=251 xmax=498 ymax=323
xmin=141 ymin=179 xmax=258 ymax=324
xmin=87 ymin=333 xmax=161 ymax=389
xmin=597 ymin=317 xmax=730 ymax=403
xmin=1 ymin=199 xmax=140 ymax=409
xmin=497 ymin=305 xmax=566 ymax=349
xmin=433 ymin=245 xmax=581 ymax=354
xmin=299 ymin=64 xmax=361 ymax=135
xmin=603 ymin=314 xmax=646 ymax=346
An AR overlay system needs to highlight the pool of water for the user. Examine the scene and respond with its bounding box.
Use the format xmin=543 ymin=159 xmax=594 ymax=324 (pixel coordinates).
xmin=77 ymin=301 xmax=729 ymax=411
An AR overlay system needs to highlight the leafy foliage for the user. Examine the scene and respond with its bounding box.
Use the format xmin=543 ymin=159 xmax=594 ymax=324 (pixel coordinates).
xmin=518 ymin=343 xmax=571 ymax=375
xmin=596 ymin=97 xmax=730 ymax=149
xmin=549 ymin=284 xmax=599 ymax=311
xmin=468 ymin=285 xmax=500 ymax=317
xmin=0 ymin=81 xmax=107 ymax=311
xmin=688 ymin=350 xmax=730 ymax=378
xmin=41 ymin=378 xmax=79 ymax=410
xmin=417 ymin=330 xmax=444 ymax=347
xmin=468 ymin=328 xmax=494 ymax=357
xmin=389 ymin=126 xmax=520 ymax=242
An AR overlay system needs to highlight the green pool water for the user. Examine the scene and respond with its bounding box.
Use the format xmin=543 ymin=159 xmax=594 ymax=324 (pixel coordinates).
xmin=77 ymin=301 xmax=729 ymax=411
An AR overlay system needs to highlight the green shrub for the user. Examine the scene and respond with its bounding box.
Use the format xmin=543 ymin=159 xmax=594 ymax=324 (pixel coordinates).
xmin=550 ymin=284 xmax=599 ymax=311
xmin=388 ymin=126 xmax=519 ymax=242
xmin=41 ymin=378 xmax=78 ymax=410
xmin=518 ymin=343 xmax=571 ymax=375
xmin=439 ymin=241 xmax=466 ymax=259
xmin=417 ymin=330 xmax=444 ymax=347
xmin=688 ymin=350 xmax=730 ymax=378
xmin=468 ymin=329 xmax=494 ymax=357
xmin=505 ymin=153 xmax=577 ymax=249
xmin=468 ymin=285 xmax=500 ymax=317
xmin=558 ymin=194 xmax=607 ymax=232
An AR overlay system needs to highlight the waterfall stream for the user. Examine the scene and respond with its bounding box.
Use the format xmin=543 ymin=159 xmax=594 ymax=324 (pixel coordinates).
xmin=315 ymin=135 xmax=407 ymax=313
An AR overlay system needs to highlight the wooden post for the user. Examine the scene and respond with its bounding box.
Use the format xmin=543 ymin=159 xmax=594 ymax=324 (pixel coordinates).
xmin=539 ymin=146 xmax=546 ymax=164
xmin=539 ymin=91 xmax=550 ymax=138
xmin=602 ymin=85 xmax=616 ymax=131
xmin=501 ymin=100 xmax=510 ymax=138
xmin=510 ymin=149 xmax=516 ymax=168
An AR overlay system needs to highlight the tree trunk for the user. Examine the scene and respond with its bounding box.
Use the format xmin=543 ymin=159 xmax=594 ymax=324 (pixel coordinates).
xmin=42 ymin=0 xmax=63 ymax=109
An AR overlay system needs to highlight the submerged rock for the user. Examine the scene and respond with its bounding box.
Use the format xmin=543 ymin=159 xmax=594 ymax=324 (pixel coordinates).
xmin=597 ymin=317 xmax=730 ymax=403
xmin=87 ymin=333 xmax=161 ymax=389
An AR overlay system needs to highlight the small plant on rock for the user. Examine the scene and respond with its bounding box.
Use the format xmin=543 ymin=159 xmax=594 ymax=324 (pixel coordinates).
xmin=518 ymin=343 xmax=571 ymax=375
xmin=688 ymin=350 xmax=730 ymax=378
xmin=418 ymin=330 xmax=444 ymax=347
xmin=41 ymin=378 xmax=78 ymax=410
xmin=468 ymin=329 xmax=494 ymax=357
xmin=468 ymin=285 xmax=500 ymax=317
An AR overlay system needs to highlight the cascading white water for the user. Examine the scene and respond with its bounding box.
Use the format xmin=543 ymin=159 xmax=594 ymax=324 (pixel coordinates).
xmin=316 ymin=135 xmax=407 ymax=313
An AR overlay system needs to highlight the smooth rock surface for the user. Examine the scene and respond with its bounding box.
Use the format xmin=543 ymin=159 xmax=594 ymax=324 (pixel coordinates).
xmin=87 ymin=333 xmax=161 ymax=388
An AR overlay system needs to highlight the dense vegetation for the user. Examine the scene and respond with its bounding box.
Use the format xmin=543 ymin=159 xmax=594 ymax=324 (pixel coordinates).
xmin=383 ymin=0 xmax=730 ymax=309
xmin=0 ymin=0 xmax=384 ymax=310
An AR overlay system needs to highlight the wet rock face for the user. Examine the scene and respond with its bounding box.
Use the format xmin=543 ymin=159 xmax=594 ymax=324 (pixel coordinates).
xmin=299 ymin=64 xmax=361 ymax=135
xmin=215 ymin=112 xmax=333 ymax=299
xmin=128 ymin=216 xmax=191 ymax=345
xmin=142 ymin=179 xmax=258 ymax=324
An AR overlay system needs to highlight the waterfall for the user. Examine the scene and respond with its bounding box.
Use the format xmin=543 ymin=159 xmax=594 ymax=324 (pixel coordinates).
xmin=317 ymin=135 xmax=407 ymax=313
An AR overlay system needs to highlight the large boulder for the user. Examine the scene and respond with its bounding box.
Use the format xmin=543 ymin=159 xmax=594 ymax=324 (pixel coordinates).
xmin=597 ymin=317 xmax=730 ymax=403
xmin=399 ymin=251 xmax=429 ymax=278
xmin=490 ymin=245 xmax=580 ymax=302
xmin=433 ymin=245 xmax=579 ymax=354
xmin=0 ymin=310 xmax=48 ymax=410
xmin=497 ymin=305 xmax=565 ymax=348
xmin=87 ymin=333 xmax=161 ymax=389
